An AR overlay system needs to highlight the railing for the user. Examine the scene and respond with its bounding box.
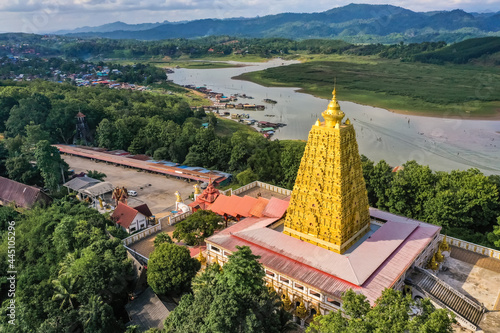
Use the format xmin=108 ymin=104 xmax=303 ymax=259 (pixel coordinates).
xmin=122 ymin=223 xmax=162 ymax=246
xmin=440 ymin=234 xmax=500 ymax=260
xmin=168 ymin=210 xmax=193 ymax=225
xmin=230 ymin=180 xmax=292 ymax=197
xmin=124 ymin=245 xmax=149 ymax=265
xmin=415 ymin=267 xmax=483 ymax=311
xmin=411 ymin=268 xmax=483 ymax=331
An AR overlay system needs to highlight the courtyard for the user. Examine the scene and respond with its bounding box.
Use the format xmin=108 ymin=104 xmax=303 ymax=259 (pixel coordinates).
xmin=438 ymin=247 xmax=500 ymax=333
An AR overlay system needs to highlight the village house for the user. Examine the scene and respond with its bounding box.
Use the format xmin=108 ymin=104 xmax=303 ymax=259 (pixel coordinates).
xmin=0 ymin=176 xmax=52 ymax=209
xmin=111 ymin=202 xmax=153 ymax=234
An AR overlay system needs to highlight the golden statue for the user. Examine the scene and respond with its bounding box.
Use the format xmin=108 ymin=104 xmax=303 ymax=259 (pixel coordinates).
xmin=197 ymin=249 xmax=206 ymax=266
xmin=427 ymin=254 xmax=439 ymax=271
xmin=194 ymin=184 xmax=202 ymax=195
xmin=295 ymin=301 xmax=308 ymax=319
xmin=439 ymin=235 xmax=451 ymax=253
xmin=175 ymin=191 xmax=183 ymax=203
xmin=435 ymin=248 xmax=444 ymax=262
xmin=282 ymin=291 xmax=292 ymax=312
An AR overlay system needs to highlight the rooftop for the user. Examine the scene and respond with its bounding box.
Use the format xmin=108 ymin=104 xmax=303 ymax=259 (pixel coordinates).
xmin=207 ymin=208 xmax=440 ymax=304
xmin=0 ymin=176 xmax=52 ymax=209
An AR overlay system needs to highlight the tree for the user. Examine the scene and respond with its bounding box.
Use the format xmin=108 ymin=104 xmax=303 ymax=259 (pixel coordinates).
xmin=173 ymin=210 xmax=223 ymax=246
xmin=86 ymin=170 xmax=107 ymax=181
xmin=154 ymin=232 xmax=174 ymax=247
xmin=307 ymin=289 xmax=453 ymax=333
xmin=147 ymin=243 xmax=201 ymax=296
xmin=164 ymin=246 xmax=285 ymax=333
xmin=280 ymin=141 xmax=306 ymax=189
xmin=52 ymin=274 xmax=80 ymax=309
xmin=78 ymin=295 xmax=117 ymax=333
xmin=424 ymin=169 xmax=499 ymax=231
xmin=371 ymin=160 xmax=393 ymax=209
xmin=386 ymin=161 xmax=436 ymax=220
xmin=236 ymin=168 xmax=258 ymax=185
xmin=5 ymin=154 xmax=42 ymax=185
xmin=34 ymin=140 xmax=69 ymax=192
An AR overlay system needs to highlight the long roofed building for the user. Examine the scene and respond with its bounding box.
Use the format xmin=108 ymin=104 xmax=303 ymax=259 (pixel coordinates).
xmin=205 ymin=87 xmax=442 ymax=317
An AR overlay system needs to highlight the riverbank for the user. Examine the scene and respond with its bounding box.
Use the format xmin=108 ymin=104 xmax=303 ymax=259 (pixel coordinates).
xmin=233 ymin=56 xmax=500 ymax=120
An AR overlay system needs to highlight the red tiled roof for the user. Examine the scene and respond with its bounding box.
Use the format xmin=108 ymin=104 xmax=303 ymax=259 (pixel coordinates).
xmin=133 ymin=204 xmax=152 ymax=217
xmin=0 ymin=176 xmax=52 ymax=209
xmin=207 ymin=195 xmax=232 ymax=216
xmin=248 ymin=197 xmax=269 ymax=217
xmin=233 ymin=195 xmax=259 ymax=217
xmin=262 ymin=197 xmax=289 ymax=218
xmin=111 ymin=202 xmax=139 ymax=229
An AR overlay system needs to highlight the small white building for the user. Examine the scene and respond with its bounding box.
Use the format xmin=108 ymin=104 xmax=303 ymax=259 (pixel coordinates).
xmin=111 ymin=202 xmax=152 ymax=234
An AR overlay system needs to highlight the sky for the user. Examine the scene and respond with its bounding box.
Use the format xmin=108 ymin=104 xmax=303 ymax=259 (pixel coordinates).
xmin=0 ymin=0 xmax=498 ymax=33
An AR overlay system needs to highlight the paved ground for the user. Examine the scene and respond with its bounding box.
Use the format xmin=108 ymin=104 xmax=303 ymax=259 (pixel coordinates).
xmin=237 ymin=187 xmax=290 ymax=200
xmin=437 ymin=256 xmax=500 ymax=333
xmin=126 ymin=287 xmax=170 ymax=331
xmin=128 ymin=225 xmax=175 ymax=259
xmin=63 ymin=155 xmax=195 ymax=215
xmin=450 ymin=246 xmax=500 ymax=273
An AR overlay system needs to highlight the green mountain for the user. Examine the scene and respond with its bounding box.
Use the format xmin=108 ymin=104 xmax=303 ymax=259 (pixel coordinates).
xmin=57 ymin=4 xmax=500 ymax=43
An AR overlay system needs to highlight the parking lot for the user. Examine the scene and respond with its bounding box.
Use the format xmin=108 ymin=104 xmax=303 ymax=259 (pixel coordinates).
xmin=63 ymin=155 xmax=195 ymax=215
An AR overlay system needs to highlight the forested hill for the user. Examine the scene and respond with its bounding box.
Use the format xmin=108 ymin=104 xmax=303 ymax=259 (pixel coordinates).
xmin=57 ymin=4 xmax=500 ymax=43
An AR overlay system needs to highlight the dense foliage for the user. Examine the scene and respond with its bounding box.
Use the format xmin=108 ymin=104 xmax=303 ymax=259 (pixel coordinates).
xmin=163 ymin=246 xmax=292 ymax=333
xmin=172 ymin=210 xmax=223 ymax=246
xmin=0 ymin=199 xmax=134 ymax=332
xmin=308 ymin=289 xmax=453 ymax=333
xmin=362 ymin=158 xmax=500 ymax=248
xmin=147 ymin=243 xmax=200 ymax=296
xmin=0 ymin=57 xmax=166 ymax=84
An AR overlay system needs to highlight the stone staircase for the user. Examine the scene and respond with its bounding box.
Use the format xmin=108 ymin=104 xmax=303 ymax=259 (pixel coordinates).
xmin=407 ymin=267 xmax=486 ymax=331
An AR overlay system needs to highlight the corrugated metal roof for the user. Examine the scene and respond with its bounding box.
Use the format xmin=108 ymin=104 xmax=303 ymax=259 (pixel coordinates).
xmin=81 ymin=182 xmax=115 ymax=196
xmin=0 ymin=176 xmax=52 ymax=209
xmin=262 ymin=197 xmax=289 ymax=218
xmin=63 ymin=176 xmax=100 ymax=191
xmin=207 ymin=212 xmax=441 ymax=305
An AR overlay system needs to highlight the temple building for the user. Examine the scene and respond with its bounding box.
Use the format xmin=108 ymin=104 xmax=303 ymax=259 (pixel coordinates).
xmin=205 ymin=87 xmax=444 ymax=319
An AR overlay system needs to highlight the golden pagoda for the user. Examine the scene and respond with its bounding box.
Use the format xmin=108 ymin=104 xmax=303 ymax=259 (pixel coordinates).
xmin=283 ymin=87 xmax=371 ymax=254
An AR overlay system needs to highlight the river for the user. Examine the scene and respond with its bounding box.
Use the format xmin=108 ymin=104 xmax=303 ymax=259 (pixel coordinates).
xmin=168 ymin=59 xmax=500 ymax=175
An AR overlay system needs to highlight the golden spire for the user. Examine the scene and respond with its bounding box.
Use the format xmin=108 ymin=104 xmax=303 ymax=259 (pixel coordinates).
xmin=322 ymin=85 xmax=345 ymax=128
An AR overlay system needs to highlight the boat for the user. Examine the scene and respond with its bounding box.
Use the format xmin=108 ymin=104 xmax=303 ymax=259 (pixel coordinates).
xmin=263 ymin=98 xmax=277 ymax=104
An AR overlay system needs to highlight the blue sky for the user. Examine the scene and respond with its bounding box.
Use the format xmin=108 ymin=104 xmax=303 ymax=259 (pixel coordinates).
xmin=0 ymin=0 xmax=498 ymax=33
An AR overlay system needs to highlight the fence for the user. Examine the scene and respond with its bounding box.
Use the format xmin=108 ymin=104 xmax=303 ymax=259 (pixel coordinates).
xmin=164 ymin=210 xmax=193 ymax=226
xmin=228 ymin=181 xmax=292 ymax=197
xmin=122 ymin=223 xmax=162 ymax=246
xmin=441 ymin=234 xmax=500 ymax=260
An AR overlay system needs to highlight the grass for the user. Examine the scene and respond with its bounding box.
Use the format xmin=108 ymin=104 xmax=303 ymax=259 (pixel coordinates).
xmin=102 ymin=54 xmax=268 ymax=69
xmin=235 ymin=55 xmax=500 ymax=117
xmin=215 ymin=117 xmax=257 ymax=136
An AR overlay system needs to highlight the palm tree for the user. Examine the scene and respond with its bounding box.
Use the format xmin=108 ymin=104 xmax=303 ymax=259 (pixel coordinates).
xmin=52 ymin=274 xmax=79 ymax=309
xmin=79 ymin=295 xmax=104 ymax=330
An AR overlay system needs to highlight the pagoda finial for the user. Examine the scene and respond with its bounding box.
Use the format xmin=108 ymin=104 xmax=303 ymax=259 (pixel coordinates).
xmin=322 ymin=82 xmax=345 ymax=128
